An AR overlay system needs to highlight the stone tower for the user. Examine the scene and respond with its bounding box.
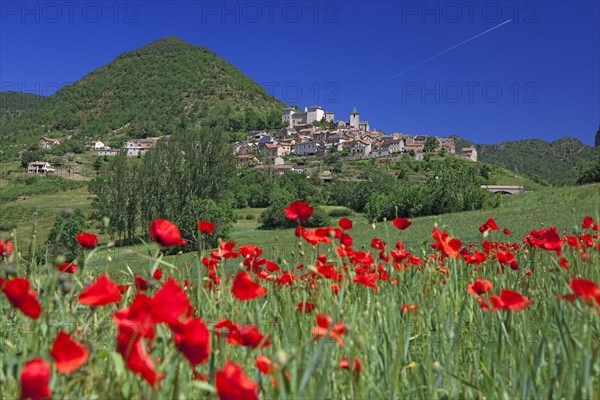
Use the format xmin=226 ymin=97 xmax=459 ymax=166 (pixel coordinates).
xmin=350 ymin=106 xmax=360 ymax=129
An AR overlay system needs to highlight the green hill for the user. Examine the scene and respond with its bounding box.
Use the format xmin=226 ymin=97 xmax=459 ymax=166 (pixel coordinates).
xmin=0 ymin=92 xmax=46 ymax=123
xmin=0 ymin=36 xmax=284 ymax=142
xmin=450 ymin=136 xmax=600 ymax=185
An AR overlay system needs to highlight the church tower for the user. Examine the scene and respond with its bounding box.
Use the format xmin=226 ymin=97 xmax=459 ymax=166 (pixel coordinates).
xmin=350 ymin=106 xmax=360 ymax=129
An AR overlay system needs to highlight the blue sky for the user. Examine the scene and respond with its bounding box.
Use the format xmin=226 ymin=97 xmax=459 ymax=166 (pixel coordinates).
xmin=1 ymin=1 xmax=598 ymax=145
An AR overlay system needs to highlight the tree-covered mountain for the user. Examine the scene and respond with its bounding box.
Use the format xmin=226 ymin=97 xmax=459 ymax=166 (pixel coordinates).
xmin=0 ymin=92 xmax=46 ymax=123
xmin=0 ymin=37 xmax=284 ymax=141
xmin=449 ymin=135 xmax=600 ymax=185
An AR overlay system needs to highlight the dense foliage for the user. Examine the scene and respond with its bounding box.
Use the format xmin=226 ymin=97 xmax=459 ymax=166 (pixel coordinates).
xmin=89 ymin=125 xmax=235 ymax=245
xmin=577 ymin=156 xmax=600 ymax=184
xmin=0 ymin=92 xmax=45 ymax=123
xmin=45 ymin=209 xmax=87 ymax=261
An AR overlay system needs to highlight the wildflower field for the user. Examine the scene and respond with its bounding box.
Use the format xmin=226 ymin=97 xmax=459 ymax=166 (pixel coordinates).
xmin=1 ymin=195 xmax=600 ymax=399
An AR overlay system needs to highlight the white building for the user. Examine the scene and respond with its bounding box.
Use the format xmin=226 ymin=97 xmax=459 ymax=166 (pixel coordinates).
xmin=295 ymin=141 xmax=318 ymax=156
xmin=306 ymin=106 xmax=325 ymax=124
xmin=282 ymin=105 xmax=328 ymax=127
xmin=349 ymin=107 xmax=360 ymax=129
xmin=28 ymin=161 xmax=55 ymax=174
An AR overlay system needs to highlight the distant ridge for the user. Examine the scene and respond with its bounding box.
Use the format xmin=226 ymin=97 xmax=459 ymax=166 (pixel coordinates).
xmin=449 ymin=135 xmax=599 ymax=185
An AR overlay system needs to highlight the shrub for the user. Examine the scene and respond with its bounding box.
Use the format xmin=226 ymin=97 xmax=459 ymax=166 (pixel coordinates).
xmin=327 ymin=207 xmax=353 ymax=217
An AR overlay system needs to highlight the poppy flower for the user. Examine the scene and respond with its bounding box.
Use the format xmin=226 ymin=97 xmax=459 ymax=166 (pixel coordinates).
xmin=467 ymin=278 xmax=493 ymax=295
xmin=198 ymin=221 xmax=216 ymax=234
xmin=503 ymin=228 xmax=511 ymax=235
xmin=338 ymin=218 xmax=353 ymax=230
xmin=76 ymin=232 xmax=98 ymax=249
xmin=152 ymin=268 xmax=163 ymax=280
xmin=401 ymin=304 xmax=418 ymax=312
xmin=2 ymin=277 xmax=42 ymax=319
xmin=296 ymin=301 xmax=316 ymax=313
xmin=283 ymin=201 xmax=314 ymax=223
xmin=216 ymin=361 xmax=258 ymax=400
xmin=582 ymin=216 xmax=595 ymax=229
xmin=232 ymin=271 xmax=267 ymax=300
xmin=215 ymin=320 xmax=271 ymax=348
xmin=150 ymin=278 xmax=191 ymax=325
xmin=150 ymin=219 xmax=186 ymax=246
xmin=172 ymin=318 xmax=211 ymax=366
xmin=0 ymin=240 xmax=14 ymax=256
xmin=78 ymin=274 xmax=122 ymax=306
xmin=339 ymin=357 xmax=362 ymax=372
xmin=135 ymin=275 xmax=148 ymax=291
xmin=20 ymin=358 xmax=51 ymax=400
xmin=352 ymin=273 xmax=379 ymax=292
xmin=432 ymin=229 xmax=462 ymax=259
xmin=490 ymin=289 xmax=532 ymax=311
xmin=393 ymin=217 xmax=412 ymax=230
xmin=117 ymin=339 xmax=163 ymax=387
xmin=311 ymin=313 xmax=346 ymax=346
xmin=479 ymin=218 xmax=499 ymax=233
xmin=558 ymin=278 xmax=600 ymax=306
xmin=277 ymin=272 xmax=295 ymax=286
xmin=559 ymin=258 xmax=570 ymax=269
xmin=57 ymin=263 xmax=77 ymax=273
xmin=51 ymin=331 xmax=88 ymax=374
xmin=211 ymin=241 xmax=239 ymax=260
xmin=255 ymin=355 xmax=277 ymax=375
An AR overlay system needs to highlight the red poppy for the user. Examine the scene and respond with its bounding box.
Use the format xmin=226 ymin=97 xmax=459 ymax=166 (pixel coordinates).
xmin=559 ymin=258 xmax=570 ymax=269
xmin=582 ymin=216 xmax=595 ymax=229
xmin=150 ymin=278 xmax=191 ymax=325
xmin=57 ymin=263 xmax=77 ymax=273
xmin=198 ymin=221 xmax=216 ymax=234
xmin=215 ymin=320 xmax=271 ymax=348
xmin=277 ymin=272 xmax=295 ymax=285
xmin=20 ymin=358 xmax=51 ymax=400
xmin=311 ymin=313 xmax=346 ymax=346
xmin=558 ymin=278 xmax=600 ymax=306
xmin=401 ymin=304 xmax=418 ymax=312
xmin=283 ymin=201 xmax=314 ymax=223
xmin=467 ymin=278 xmax=493 ymax=295
xmin=2 ymin=277 xmax=42 ymax=319
xmin=135 ymin=275 xmax=148 ymax=291
xmin=339 ymin=357 xmax=362 ymax=372
xmin=117 ymin=339 xmax=163 ymax=387
xmin=432 ymin=229 xmax=462 ymax=259
xmin=172 ymin=318 xmax=211 ymax=366
xmin=113 ymin=293 xmax=156 ymax=345
xmin=503 ymin=228 xmax=511 ymax=235
xmin=232 ymin=271 xmax=267 ymax=300
xmin=302 ymin=228 xmax=332 ymax=246
xmin=392 ymin=217 xmax=412 ymax=230
xmin=150 ymin=219 xmax=186 ymax=246
xmin=0 ymin=240 xmax=14 ymax=256
xmin=479 ymin=218 xmax=499 ymax=233
xmin=338 ymin=218 xmax=353 ymax=230
xmin=211 ymin=241 xmax=239 ymax=260
xmin=352 ymin=273 xmax=379 ymax=292
xmin=152 ymin=268 xmax=163 ymax=280
xmin=78 ymin=274 xmax=122 ymax=306
xmin=490 ymin=289 xmax=532 ymax=311
xmin=296 ymin=301 xmax=316 ymax=313
xmin=76 ymin=232 xmax=98 ymax=249
xmin=330 ymin=283 xmax=340 ymax=296
xmin=216 ymin=361 xmax=258 ymax=400
xmin=51 ymin=331 xmax=88 ymax=374
xmin=255 ymin=355 xmax=277 ymax=375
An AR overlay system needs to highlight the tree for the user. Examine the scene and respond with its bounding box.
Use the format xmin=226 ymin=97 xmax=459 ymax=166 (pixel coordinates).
xmin=577 ymin=156 xmax=600 ymax=184
xmin=46 ymin=209 xmax=87 ymax=261
xmin=424 ymin=136 xmax=440 ymax=154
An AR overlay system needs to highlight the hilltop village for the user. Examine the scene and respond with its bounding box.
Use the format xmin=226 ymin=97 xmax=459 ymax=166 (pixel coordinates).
xmin=233 ymin=106 xmax=477 ymax=172
xmin=30 ymin=105 xmax=478 ymax=175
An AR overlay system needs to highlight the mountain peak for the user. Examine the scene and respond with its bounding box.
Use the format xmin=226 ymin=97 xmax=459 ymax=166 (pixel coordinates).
xmin=121 ymin=36 xmax=214 ymax=58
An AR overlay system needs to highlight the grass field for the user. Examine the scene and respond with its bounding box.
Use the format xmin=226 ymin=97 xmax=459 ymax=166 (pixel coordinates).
xmin=1 ymin=184 xmax=599 ymax=399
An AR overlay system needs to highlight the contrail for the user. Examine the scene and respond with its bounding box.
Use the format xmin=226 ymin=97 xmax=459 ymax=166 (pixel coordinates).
xmin=365 ymin=19 xmax=513 ymax=106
